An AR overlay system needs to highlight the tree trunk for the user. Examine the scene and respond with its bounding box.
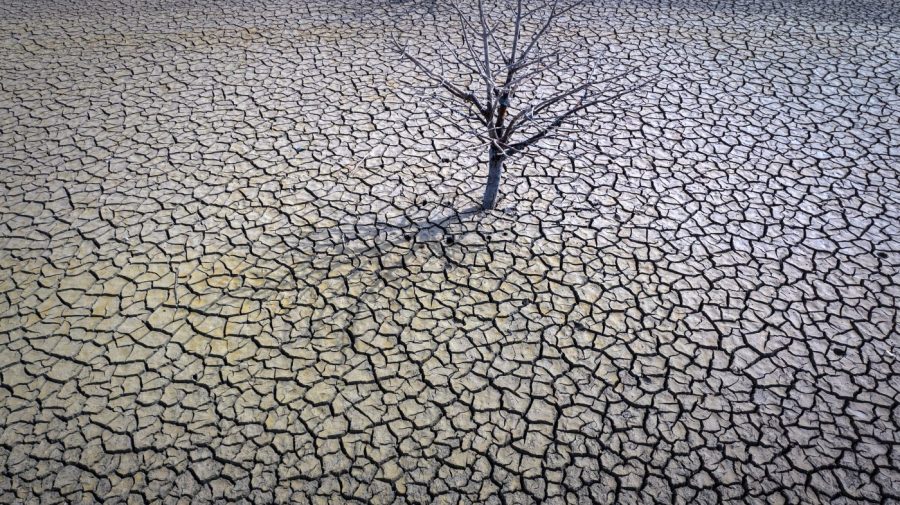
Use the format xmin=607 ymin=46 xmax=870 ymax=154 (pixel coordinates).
xmin=482 ymin=146 xmax=504 ymax=210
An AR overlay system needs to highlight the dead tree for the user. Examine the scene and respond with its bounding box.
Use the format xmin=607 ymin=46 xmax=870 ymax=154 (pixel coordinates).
xmin=394 ymin=0 xmax=647 ymax=210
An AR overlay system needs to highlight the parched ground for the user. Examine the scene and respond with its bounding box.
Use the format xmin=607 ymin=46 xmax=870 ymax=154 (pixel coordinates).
xmin=1 ymin=0 xmax=899 ymax=503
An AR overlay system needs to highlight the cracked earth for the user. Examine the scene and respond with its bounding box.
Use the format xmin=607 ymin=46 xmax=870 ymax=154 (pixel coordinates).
xmin=1 ymin=0 xmax=899 ymax=503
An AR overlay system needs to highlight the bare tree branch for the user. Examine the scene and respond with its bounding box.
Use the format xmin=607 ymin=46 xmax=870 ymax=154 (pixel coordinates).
xmin=393 ymin=37 xmax=489 ymax=121
xmin=508 ymin=77 xmax=657 ymax=153
xmin=392 ymin=0 xmax=654 ymax=210
xmin=503 ymin=68 xmax=637 ymax=137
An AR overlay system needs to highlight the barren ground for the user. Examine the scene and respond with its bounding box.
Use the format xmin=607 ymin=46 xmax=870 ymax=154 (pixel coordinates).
xmin=1 ymin=0 xmax=899 ymax=503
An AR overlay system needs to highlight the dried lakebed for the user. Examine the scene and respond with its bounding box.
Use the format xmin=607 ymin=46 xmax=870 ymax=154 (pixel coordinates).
xmin=0 ymin=0 xmax=899 ymax=503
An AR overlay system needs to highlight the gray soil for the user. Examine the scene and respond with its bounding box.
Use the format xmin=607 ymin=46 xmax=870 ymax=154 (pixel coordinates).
xmin=1 ymin=0 xmax=898 ymax=503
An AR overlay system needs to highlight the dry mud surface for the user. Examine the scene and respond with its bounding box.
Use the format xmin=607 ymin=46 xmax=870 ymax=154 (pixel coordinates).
xmin=1 ymin=0 xmax=899 ymax=503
